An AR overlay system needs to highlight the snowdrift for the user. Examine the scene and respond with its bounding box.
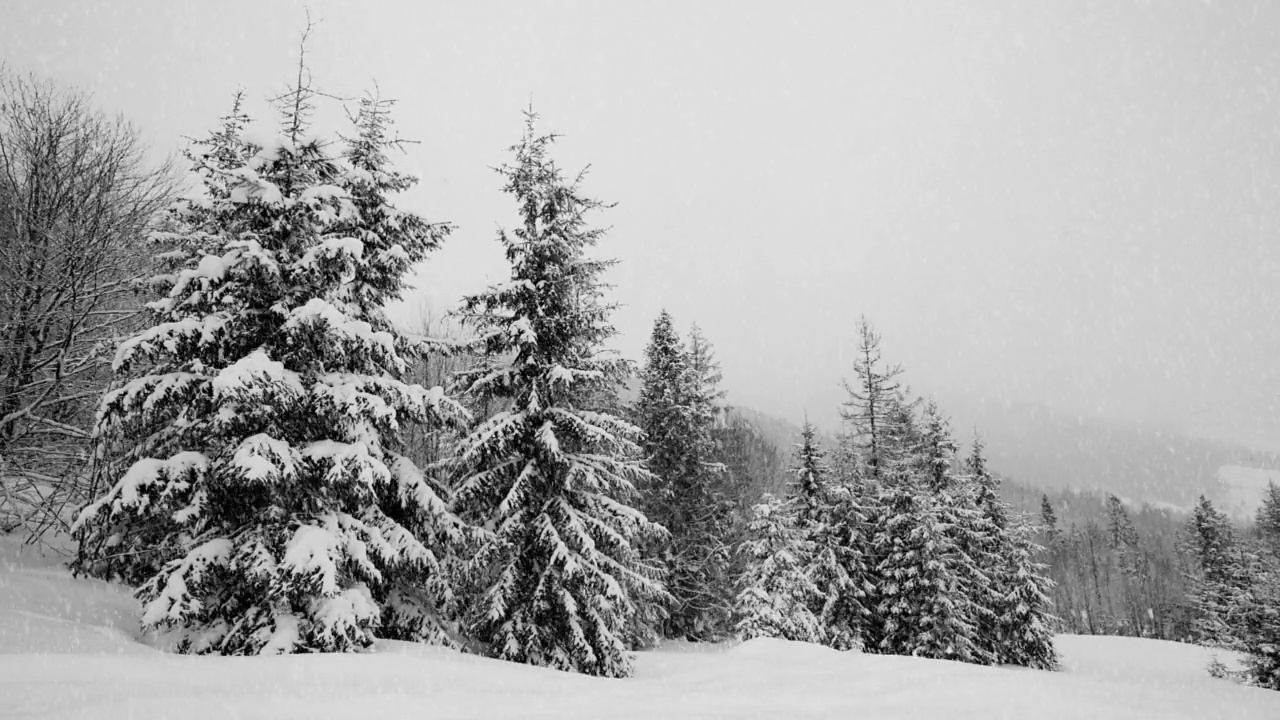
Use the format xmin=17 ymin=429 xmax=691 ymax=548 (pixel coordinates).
xmin=3 ymin=538 xmax=1278 ymax=719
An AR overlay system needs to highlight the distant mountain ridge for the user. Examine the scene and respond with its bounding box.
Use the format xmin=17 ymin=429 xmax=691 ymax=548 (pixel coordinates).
xmin=732 ymin=399 xmax=1279 ymax=516
xmin=634 ymin=378 xmax=1276 ymax=516
xmin=946 ymin=400 xmax=1280 ymax=513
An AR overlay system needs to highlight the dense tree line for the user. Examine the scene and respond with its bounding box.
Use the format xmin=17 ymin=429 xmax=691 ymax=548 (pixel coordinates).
xmin=1033 ymin=489 xmax=1193 ymax=639
xmin=1031 ymin=485 xmax=1280 ymax=689
xmin=1173 ymin=491 xmax=1280 ymax=688
xmin=717 ymin=319 xmax=1057 ymax=668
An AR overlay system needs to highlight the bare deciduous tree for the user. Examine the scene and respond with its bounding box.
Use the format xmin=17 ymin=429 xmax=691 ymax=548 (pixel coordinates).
xmin=0 ymin=68 xmax=172 ymax=543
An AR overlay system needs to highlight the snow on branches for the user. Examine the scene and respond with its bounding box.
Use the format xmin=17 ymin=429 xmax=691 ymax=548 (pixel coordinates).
xmin=74 ymin=85 xmax=465 ymax=654
xmin=451 ymin=110 xmax=665 ymax=678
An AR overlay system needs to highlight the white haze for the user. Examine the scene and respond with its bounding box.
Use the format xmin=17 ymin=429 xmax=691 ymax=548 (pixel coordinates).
xmin=4 ymin=0 xmax=1278 ymax=452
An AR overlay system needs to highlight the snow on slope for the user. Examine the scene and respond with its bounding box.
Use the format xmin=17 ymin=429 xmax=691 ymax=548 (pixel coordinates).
xmin=3 ymin=538 xmax=1279 ymax=720
xmin=1218 ymin=464 xmax=1279 ymax=520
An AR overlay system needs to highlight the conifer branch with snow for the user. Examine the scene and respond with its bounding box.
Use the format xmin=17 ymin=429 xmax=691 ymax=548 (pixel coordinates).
xmin=73 ymin=73 xmax=465 ymax=654
xmin=451 ymin=109 xmax=665 ymax=678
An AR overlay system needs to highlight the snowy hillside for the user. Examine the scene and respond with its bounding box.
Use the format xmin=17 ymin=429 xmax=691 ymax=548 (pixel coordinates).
xmin=1218 ymin=465 xmax=1280 ymax=520
xmin=3 ymin=539 xmax=1278 ymax=720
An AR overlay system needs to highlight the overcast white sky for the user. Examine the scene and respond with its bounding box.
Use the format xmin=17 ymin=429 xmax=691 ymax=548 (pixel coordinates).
xmin=4 ymin=0 xmax=1278 ymax=450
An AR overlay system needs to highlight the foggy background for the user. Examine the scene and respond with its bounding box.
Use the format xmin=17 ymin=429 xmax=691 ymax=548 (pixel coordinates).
xmin=4 ymin=0 xmax=1278 ymax=489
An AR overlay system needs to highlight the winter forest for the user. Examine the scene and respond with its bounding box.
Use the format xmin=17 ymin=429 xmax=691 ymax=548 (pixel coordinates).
xmin=5 ymin=5 xmax=1280 ymax=719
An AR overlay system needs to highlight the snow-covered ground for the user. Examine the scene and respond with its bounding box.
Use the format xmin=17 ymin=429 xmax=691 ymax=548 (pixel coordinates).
xmin=3 ymin=538 xmax=1278 ymax=720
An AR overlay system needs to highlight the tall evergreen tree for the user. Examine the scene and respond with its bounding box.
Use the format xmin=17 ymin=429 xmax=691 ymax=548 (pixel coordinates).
xmin=1183 ymin=495 xmax=1243 ymax=647
xmin=687 ymin=323 xmax=727 ymax=419
xmin=681 ymin=323 xmax=735 ymax=636
xmin=787 ymin=417 xmax=870 ymax=650
xmin=961 ymin=434 xmax=1057 ymax=666
xmin=994 ymin=518 xmax=1060 ymax=669
xmin=1256 ymin=482 xmax=1280 ymax=551
xmin=914 ymin=399 xmax=958 ymax=493
xmin=452 ymin=111 xmax=663 ymax=677
xmin=74 ymin=74 xmax=464 ymax=653
xmin=633 ymin=312 xmax=731 ymax=640
xmin=870 ymin=469 xmax=979 ymax=662
xmin=966 ymin=431 xmax=1007 ymax=529
xmin=790 ymin=419 xmax=828 ymax=531
xmin=733 ymin=493 xmax=824 ymax=643
xmin=811 ymin=480 xmax=874 ymax=651
xmin=1039 ymin=494 xmax=1061 ymax=546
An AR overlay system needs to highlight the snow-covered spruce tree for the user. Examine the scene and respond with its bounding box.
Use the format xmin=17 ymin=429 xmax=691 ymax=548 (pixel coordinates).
xmin=733 ymin=494 xmax=823 ymax=643
xmin=870 ymin=465 xmax=980 ymax=662
xmin=790 ymin=419 xmax=828 ymax=532
xmin=1257 ymin=482 xmax=1280 ymax=552
xmin=811 ymin=478 xmax=874 ymax=651
xmin=72 ymin=77 xmax=466 ymax=653
xmin=994 ymin=518 xmax=1059 ymax=669
xmin=787 ymin=417 xmax=869 ymax=650
xmin=912 ymin=409 xmax=998 ymax=665
xmin=629 ymin=310 xmax=689 ymax=641
xmin=953 ymin=433 xmax=1015 ymax=663
xmin=680 ymin=323 xmax=735 ymax=637
xmin=1234 ymin=548 xmax=1280 ymax=690
xmin=633 ymin=311 xmax=732 ymax=640
xmin=929 ymin=420 xmax=1056 ymax=668
xmin=452 ymin=110 xmax=664 ymax=678
xmin=1183 ymin=495 xmax=1244 ymax=647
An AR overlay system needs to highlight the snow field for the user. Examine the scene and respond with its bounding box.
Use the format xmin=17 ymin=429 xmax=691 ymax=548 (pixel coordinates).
xmin=3 ymin=538 xmax=1279 ymax=719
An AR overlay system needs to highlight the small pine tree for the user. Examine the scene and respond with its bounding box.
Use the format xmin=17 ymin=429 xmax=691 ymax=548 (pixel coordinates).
xmin=733 ymin=494 xmax=824 ymax=643
xmin=73 ymin=77 xmax=464 ymax=653
xmin=452 ymin=110 xmax=664 ymax=677
xmin=1039 ymin=494 xmax=1061 ymax=547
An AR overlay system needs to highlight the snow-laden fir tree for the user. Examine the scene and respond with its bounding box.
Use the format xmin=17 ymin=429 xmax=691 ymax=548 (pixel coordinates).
xmin=733 ymin=493 xmax=824 ymax=643
xmin=633 ymin=311 xmax=732 ymax=640
xmin=914 ymin=400 xmax=958 ymax=493
xmin=870 ymin=464 xmax=980 ymax=662
xmin=1183 ymin=495 xmax=1244 ymax=647
xmin=1256 ymin=482 xmax=1280 ymax=552
xmin=965 ymin=432 xmax=1006 ymax=529
xmin=953 ymin=434 xmax=1014 ymax=663
xmin=681 ymin=322 xmax=735 ymax=637
xmin=452 ymin=110 xmax=664 ymax=678
xmin=993 ymin=518 xmax=1059 ymax=669
xmin=788 ymin=418 xmax=870 ymax=650
xmin=1234 ymin=550 xmax=1280 ymax=690
xmin=912 ymin=410 xmax=999 ymax=665
xmin=791 ymin=419 xmax=828 ymax=532
xmin=942 ymin=417 xmax=1059 ymax=666
xmin=72 ymin=75 xmax=466 ymax=654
